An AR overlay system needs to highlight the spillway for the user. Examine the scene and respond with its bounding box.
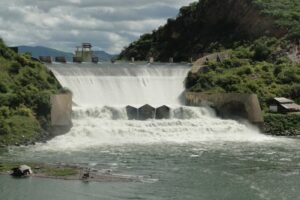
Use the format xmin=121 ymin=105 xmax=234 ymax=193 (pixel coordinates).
xmin=43 ymin=62 xmax=273 ymax=151
xmin=49 ymin=63 xmax=190 ymax=107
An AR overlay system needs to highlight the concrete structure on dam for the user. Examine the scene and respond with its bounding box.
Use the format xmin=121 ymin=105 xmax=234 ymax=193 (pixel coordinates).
xmin=185 ymin=92 xmax=264 ymax=126
xmin=50 ymin=93 xmax=72 ymax=135
xmin=126 ymin=105 xmax=171 ymax=120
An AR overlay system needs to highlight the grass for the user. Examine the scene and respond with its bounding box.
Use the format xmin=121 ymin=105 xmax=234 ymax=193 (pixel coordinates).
xmin=0 ymin=162 xmax=78 ymax=177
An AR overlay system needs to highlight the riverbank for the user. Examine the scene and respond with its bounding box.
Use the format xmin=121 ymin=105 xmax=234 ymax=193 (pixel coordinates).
xmin=264 ymin=113 xmax=300 ymax=136
xmin=0 ymin=162 xmax=137 ymax=183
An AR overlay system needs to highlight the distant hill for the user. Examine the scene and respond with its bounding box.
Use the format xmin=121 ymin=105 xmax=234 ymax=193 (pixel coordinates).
xmin=17 ymin=46 xmax=114 ymax=61
xmin=17 ymin=46 xmax=74 ymax=61
xmin=93 ymin=50 xmax=115 ymax=61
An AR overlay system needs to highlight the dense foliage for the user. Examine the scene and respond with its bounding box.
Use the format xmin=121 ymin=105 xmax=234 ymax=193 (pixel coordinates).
xmin=253 ymin=0 xmax=300 ymax=39
xmin=0 ymin=38 xmax=60 ymax=146
xmin=186 ymin=37 xmax=300 ymax=110
xmin=119 ymin=0 xmax=300 ymax=61
xmin=264 ymin=113 xmax=300 ymax=136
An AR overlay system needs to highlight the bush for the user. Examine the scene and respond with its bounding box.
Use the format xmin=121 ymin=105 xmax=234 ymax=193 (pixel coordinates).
xmin=9 ymin=61 xmax=22 ymax=74
xmin=237 ymin=66 xmax=253 ymax=76
xmin=264 ymin=113 xmax=300 ymax=136
xmin=0 ymin=120 xmax=11 ymax=135
xmin=14 ymin=105 xmax=34 ymax=117
xmin=0 ymin=106 xmax=11 ymax=118
xmin=253 ymin=43 xmax=272 ymax=61
xmin=278 ymin=69 xmax=300 ymax=84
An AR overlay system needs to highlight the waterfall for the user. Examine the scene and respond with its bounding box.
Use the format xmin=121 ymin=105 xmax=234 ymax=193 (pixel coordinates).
xmin=40 ymin=62 xmax=273 ymax=151
xmin=49 ymin=63 xmax=190 ymax=107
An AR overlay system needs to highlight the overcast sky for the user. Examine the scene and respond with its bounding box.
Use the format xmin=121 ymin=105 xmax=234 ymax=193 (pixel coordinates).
xmin=0 ymin=0 xmax=196 ymax=54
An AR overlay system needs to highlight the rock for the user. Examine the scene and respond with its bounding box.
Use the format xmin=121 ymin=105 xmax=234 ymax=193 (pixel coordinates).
xmin=138 ymin=104 xmax=155 ymax=120
xmin=11 ymin=165 xmax=32 ymax=177
xmin=155 ymin=106 xmax=171 ymax=119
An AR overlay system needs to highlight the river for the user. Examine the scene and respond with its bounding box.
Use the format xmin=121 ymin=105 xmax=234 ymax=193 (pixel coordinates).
xmin=0 ymin=63 xmax=299 ymax=200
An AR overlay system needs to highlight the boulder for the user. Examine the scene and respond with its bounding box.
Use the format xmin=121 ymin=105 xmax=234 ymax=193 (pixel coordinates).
xmin=11 ymin=165 xmax=32 ymax=177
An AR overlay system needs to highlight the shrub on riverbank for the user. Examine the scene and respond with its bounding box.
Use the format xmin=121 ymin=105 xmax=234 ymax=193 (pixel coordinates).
xmin=264 ymin=113 xmax=300 ymax=136
xmin=0 ymin=38 xmax=60 ymax=146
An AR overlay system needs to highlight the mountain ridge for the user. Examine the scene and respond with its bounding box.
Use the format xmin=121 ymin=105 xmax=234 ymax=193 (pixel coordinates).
xmin=119 ymin=0 xmax=299 ymax=62
xmin=17 ymin=46 xmax=114 ymax=61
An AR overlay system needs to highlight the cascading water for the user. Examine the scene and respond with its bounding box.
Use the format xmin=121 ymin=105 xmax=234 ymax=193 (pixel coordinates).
xmin=49 ymin=63 xmax=189 ymax=106
xmin=42 ymin=62 xmax=273 ymax=151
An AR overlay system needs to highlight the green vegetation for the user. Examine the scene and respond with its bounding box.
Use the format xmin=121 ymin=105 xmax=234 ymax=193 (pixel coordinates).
xmin=0 ymin=38 xmax=61 ymax=146
xmin=43 ymin=167 xmax=77 ymax=177
xmin=253 ymin=0 xmax=300 ymax=39
xmin=186 ymin=37 xmax=300 ymax=110
xmin=264 ymin=113 xmax=300 ymax=136
xmin=119 ymin=0 xmax=300 ymax=61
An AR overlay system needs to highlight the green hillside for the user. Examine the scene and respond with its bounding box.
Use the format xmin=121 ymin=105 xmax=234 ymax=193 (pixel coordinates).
xmin=119 ymin=0 xmax=300 ymax=61
xmin=185 ymin=37 xmax=300 ymax=109
xmin=0 ymin=39 xmax=61 ymax=146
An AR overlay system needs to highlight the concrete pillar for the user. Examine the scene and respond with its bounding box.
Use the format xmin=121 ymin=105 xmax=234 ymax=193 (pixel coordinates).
xmin=131 ymin=57 xmax=135 ymax=63
xmin=155 ymin=105 xmax=171 ymax=119
xmin=138 ymin=104 xmax=155 ymax=120
xmin=51 ymin=93 xmax=72 ymax=126
xmin=169 ymin=57 xmax=174 ymax=63
xmin=149 ymin=57 xmax=154 ymax=63
xmin=126 ymin=106 xmax=138 ymax=120
xmin=73 ymin=57 xmax=82 ymax=63
xmin=39 ymin=56 xmax=52 ymax=63
xmin=92 ymin=57 xmax=99 ymax=63
xmin=55 ymin=57 xmax=66 ymax=63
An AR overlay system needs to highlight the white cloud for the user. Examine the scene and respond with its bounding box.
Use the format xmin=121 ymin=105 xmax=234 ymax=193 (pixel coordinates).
xmin=0 ymin=0 xmax=196 ymax=54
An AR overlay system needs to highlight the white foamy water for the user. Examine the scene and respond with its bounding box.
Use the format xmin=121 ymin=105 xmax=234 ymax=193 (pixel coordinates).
xmin=49 ymin=63 xmax=190 ymax=107
xmin=35 ymin=106 xmax=274 ymax=151
xmin=39 ymin=62 xmax=276 ymax=151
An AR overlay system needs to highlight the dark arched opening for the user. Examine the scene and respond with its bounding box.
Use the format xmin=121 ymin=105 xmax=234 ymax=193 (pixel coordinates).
xmin=218 ymin=101 xmax=248 ymax=120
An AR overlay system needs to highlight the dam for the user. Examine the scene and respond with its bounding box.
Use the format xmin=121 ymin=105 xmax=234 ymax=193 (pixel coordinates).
xmin=43 ymin=62 xmax=270 ymax=150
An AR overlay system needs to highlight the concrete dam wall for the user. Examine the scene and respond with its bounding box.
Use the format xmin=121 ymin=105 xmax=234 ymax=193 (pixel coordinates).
xmin=186 ymin=92 xmax=264 ymax=125
xmin=50 ymin=93 xmax=72 ymax=135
